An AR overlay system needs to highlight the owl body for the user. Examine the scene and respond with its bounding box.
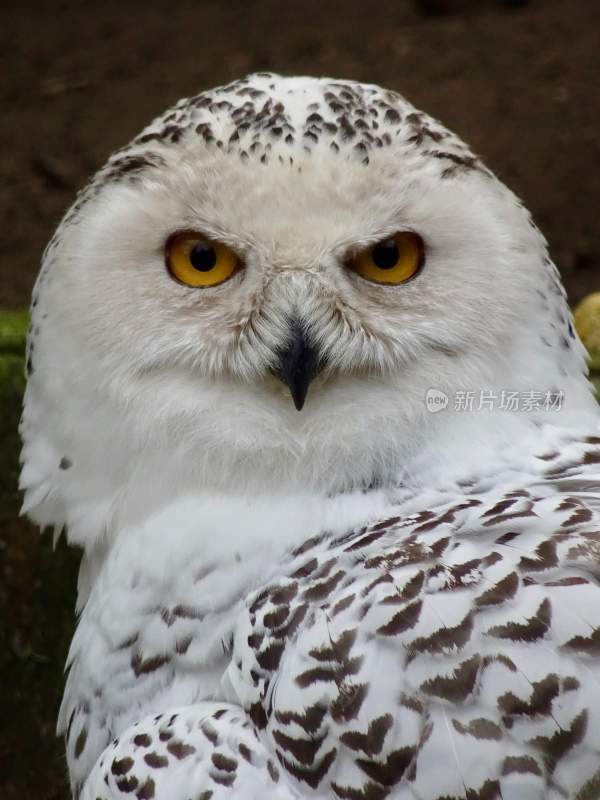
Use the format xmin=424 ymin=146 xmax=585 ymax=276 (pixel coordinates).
xmin=62 ymin=426 xmax=600 ymax=800
xmin=19 ymin=75 xmax=600 ymax=799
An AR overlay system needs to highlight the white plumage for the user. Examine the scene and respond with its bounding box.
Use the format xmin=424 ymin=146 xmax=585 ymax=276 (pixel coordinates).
xmin=19 ymin=74 xmax=600 ymax=799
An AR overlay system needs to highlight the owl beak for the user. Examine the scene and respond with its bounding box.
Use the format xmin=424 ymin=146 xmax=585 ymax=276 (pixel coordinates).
xmin=272 ymin=322 xmax=323 ymax=411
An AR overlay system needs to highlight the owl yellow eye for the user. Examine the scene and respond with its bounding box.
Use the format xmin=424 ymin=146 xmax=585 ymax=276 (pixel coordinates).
xmin=351 ymin=232 xmax=424 ymax=285
xmin=166 ymin=232 xmax=240 ymax=288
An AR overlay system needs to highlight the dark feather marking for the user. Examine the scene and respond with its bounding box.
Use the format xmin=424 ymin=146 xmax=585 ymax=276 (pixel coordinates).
xmin=482 ymin=509 xmax=538 ymax=527
xmin=274 ymin=703 xmax=328 ymax=734
xmin=399 ymin=692 xmax=424 ymax=714
xmin=377 ymin=600 xmax=422 ymax=636
xmin=379 ymin=572 xmax=425 ymax=604
xmin=486 ymin=598 xmax=551 ymax=642
xmin=475 ymin=572 xmax=519 ymax=607
xmin=247 ymin=632 xmax=264 ymax=650
xmin=295 ymin=665 xmax=337 ymax=687
xmin=464 ymin=780 xmax=501 ymax=800
xmin=248 ymin=702 xmax=268 ymax=730
xmin=200 ymin=721 xmax=219 ymax=745
xmin=292 ymin=534 xmax=327 ymax=557
xmin=562 ymin=506 xmax=594 ymax=527
xmin=429 ymin=536 xmax=451 ymax=557
xmin=175 ymin=635 xmax=192 ymax=655
xmin=498 ymin=673 xmax=560 ymax=717
xmin=131 ymin=652 xmax=171 ymax=677
xmin=369 ymin=516 xmax=402 ymax=532
xmin=519 ymin=539 xmax=558 ymax=572
xmin=361 ymin=572 xmax=394 ymax=598
xmin=209 ymin=771 xmax=235 ymax=787
xmin=544 ymin=576 xmax=589 ymax=587
xmin=271 ymin=583 xmax=298 ymax=604
xmin=117 ymin=633 xmax=140 ymax=650
xmin=264 ymin=606 xmax=290 ymax=628
xmin=501 ymin=755 xmax=542 ymax=776
xmin=173 ymin=604 xmax=205 ymax=621
xmin=211 ymin=752 xmax=237 ymax=772
xmin=116 ymin=774 xmax=139 ymax=792
xmin=238 ymin=743 xmax=253 ymax=762
xmin=430 ymin=558 xmax=482 ymax=591
xmin=166 ymin=741 xmax=195 ymax=760
xmin=495 ymin=531 xmax=520 ymax=545
xmin=482 ymin=498 xmax=518 ymax=517
xmin=339 ymin=714 xmax=393 ymax=755
xmin=332 ymin=781 xmax=389 ymax=800
xmin=407 ymin=612 xmax=473 ymax=654
xmin=563 ymin=626 xmax=600 ymax=655
xmin=111 ymin=756 xmax=134 ymax=775
xmin=277 ymin=602 xmax=309 ymax=639
xmin=276 ymin=747 xmax=336 ymax=789
xmin=74 ymin=726 xmax=88 ymax=759
xmin=267 ymin=759 xmax=280 ymax=783
xmin=256 ymin=641 xmax=285 ymax=671
xmin=355 ymin=745 xmax=416 ymax=786
xmin=562 ymin=676 xmax=581 ymax=691
xmin=249 ymin=589 xmax=270 ymax=614
xmin=344 ymin=529 xmax=386 ymax=551
xmin=452 ymin=718 xmax=502 ymax=740
xmin=144 ymin=752 xmax=168 ymax=768
xmin=272 ymin=728 xmax=327 ymax=764
xmin=302 ymin=570 xmax=345 ymax=601
xmin=420 ymin=656 xmax=480 ymax=702
xmin=529 ymin=710 xmax=587 ymax=772
xmin=313 ymin=629 xmax=358 ymax=663
xmin=332 ymin=593 xmax=356 ymax=616
xmin=311 ymin=557 xmax=338 ymax=581
xmin=330 ymin=683 xmax=369 ymax=722
xmin=136 ymin=777 xmax=155 ymax=799
xmin=291 ymin=558 xmax=319 ymax=579
xmin=583 ymin=450 xmax=600 ymax=465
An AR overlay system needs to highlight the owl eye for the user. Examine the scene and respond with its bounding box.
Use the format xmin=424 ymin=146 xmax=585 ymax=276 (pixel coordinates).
xmin=165 ymin=232 xmax=241 ymax=287
xmin=351 ymin=232 xmax=424 ymax=285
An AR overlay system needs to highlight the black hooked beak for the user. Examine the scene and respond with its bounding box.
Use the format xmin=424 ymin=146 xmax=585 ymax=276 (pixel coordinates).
xmin=272 ymin=320 xmax=324 ymax=411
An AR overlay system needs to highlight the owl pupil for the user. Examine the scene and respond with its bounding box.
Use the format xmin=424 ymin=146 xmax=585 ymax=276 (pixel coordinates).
xmin=372 ymin=240 xmax=400 ymax=270
xmin=189 ymin=243 xmax=217 ymax=271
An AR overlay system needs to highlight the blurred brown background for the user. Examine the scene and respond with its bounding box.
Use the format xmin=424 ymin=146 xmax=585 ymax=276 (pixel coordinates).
xmin=1 ymin=0 xmax=598 ymax=797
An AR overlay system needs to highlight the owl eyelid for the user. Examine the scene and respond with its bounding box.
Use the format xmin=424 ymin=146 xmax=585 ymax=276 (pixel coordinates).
xmin=166 ymin=228 xmax=242 ymax=248
xmin=344 ymin=229 xmax=424 ymax=254
xmin=166 ymin=229 xmax=216 ymax=247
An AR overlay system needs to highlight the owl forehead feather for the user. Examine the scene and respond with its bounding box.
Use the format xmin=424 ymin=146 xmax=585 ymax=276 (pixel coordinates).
xmin=84 ymin=73 xmax=484 ymax=206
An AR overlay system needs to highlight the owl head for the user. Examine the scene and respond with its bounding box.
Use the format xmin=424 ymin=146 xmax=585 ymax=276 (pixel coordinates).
xmin=19 ymin=74 xmax=597 ymax=546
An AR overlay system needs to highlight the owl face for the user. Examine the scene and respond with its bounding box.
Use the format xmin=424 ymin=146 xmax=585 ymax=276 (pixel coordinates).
xmin=49 ymin=132 xmax=532 ymax=409
xmin=22 ymin=75 xmax=590 ymax=531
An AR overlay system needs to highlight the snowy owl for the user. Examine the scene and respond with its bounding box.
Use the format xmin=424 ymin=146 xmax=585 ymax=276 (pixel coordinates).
xmin=19 ymin=74 xmax=600 ymax=800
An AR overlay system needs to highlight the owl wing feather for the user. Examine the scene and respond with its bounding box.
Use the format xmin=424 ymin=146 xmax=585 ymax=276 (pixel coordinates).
xmin=223 ymin=433 xmax=600 ymax=799
xmin=81 ymin=703 xmax=300 ymax=800
xmin=78 ymin=432 xmax=600 ymax=799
